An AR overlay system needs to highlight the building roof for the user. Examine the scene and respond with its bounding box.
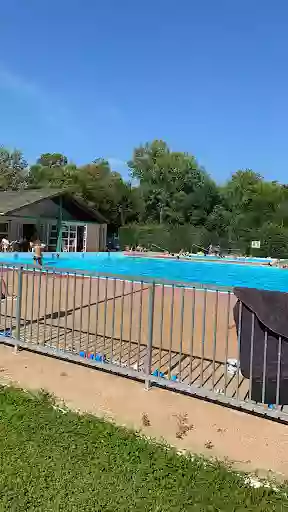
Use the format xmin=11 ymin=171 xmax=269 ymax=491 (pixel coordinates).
xmin=0 ymin=189 xmax=107 ymax=223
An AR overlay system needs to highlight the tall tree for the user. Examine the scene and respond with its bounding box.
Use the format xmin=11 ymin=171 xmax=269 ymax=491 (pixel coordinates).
xmin=28 ymin=153 xmax=76 ymax=188
xmin=128 ymin=140 xmax=218 ymax=224
xmin=0 ymin=146 xmax=27 ymax=190
xmin=37 ymin=153 xmax=68 ymax=167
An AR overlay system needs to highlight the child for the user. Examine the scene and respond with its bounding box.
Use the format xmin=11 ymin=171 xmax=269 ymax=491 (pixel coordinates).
xmin=33 ymin=239 xmax=43 ymax=266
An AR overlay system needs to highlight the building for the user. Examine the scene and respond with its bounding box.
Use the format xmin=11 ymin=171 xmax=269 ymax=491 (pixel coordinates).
xmin=0 ymin=189 xmax=107 ymax=252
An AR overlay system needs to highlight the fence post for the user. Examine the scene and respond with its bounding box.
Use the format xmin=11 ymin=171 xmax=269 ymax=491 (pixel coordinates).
xmin=15 ymin=266 xmax=23 ymax=349
xmin=145 ymin=282 xmax=155 ymax=390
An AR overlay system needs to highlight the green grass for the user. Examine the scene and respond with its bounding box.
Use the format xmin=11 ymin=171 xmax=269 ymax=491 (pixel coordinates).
xmin=0 ymin=386 xmax=286 ymax=511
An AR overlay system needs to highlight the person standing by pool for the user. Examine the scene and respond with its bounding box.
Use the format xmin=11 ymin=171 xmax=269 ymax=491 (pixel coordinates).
xmin=33 ymin=239 xmax=43 ymax=266
xmin=1 ymin=237 xmax=10 ymax=252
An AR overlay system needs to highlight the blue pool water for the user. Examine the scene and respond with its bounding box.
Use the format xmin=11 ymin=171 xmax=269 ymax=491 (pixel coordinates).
xmin=0 ymin=252 xmax=288 ymax=292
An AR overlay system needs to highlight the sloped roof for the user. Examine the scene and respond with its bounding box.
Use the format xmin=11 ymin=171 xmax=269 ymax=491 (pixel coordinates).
xmin=0 ymin=189 xmax=107 ymax=223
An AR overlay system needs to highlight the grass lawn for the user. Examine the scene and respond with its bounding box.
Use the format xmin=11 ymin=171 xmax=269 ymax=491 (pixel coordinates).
xmin=0 ymin=386 xmax=286 ymax=511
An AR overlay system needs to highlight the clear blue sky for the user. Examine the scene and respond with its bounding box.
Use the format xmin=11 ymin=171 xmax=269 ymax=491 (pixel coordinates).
xmin=0 ymin=0 xmax=286 ymax=182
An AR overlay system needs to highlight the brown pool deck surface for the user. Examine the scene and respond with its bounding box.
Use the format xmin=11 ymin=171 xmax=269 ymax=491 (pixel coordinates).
xmin=0 ymin=269 xmax=287 ymax=415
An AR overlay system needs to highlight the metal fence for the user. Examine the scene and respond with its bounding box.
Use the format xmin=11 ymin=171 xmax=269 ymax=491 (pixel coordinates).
xmin=0 ymin=262 xmax=287 ymax=423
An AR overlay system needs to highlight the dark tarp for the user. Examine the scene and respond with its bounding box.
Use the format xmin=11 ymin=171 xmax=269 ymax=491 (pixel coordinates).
xmin=233 ymin=287 xmax=288 ymax=404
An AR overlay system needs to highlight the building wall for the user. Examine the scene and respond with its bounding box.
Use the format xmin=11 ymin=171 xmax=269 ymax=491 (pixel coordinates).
xmin=2 ymin=199 xmax=73 ymax=241
xmin=11 ymin=198 xmax=74 ymax=220
xmin=0 ymin=217 xmax=19 ymax=241
xmin=1 ymin=198 xmax=107 ymax=251
xmin=86 ymin=224 xmax=107 ymax=251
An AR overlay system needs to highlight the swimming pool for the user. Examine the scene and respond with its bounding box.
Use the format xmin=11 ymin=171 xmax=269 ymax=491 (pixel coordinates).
xmin=0 ymin=252 xmax=287 ymax=292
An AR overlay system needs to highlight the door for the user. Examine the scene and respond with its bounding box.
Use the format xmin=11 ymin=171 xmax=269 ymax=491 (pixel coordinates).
xmin=76 ymin=225 xmax=85 ymax=252
xmin=62 ymin=223 xmax=77 ymax=252
xmin=23 ymin=224 xmax=37 ymax=241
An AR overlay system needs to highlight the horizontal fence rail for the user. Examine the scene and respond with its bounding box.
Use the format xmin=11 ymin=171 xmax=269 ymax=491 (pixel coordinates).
xmin=0 ymin=262 xmax=287 ymax=423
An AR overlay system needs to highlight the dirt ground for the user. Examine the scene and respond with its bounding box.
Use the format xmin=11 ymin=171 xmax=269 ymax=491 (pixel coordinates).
xmin=0 ymin=343 xmax=287 ymax=480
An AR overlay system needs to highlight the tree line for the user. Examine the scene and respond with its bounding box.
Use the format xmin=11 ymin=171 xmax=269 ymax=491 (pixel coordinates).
xmin=1 ymin=140 xmax=288 ymax=256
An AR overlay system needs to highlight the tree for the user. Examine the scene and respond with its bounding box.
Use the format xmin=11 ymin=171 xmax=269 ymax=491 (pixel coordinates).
xmin=222 ymin=169 xmax=262 ymax=214
xmin=3 ymin=139 xmax=288 ymax=257
xmin=37 ymin=153 xmax=68 ymax=168
xmin=28 ymin=152 xmax=79 ymax=190
xmin=0 ymin=146 xmax=27 ymax=190
xmin=128 ymin=140 xmax=218 ymax=225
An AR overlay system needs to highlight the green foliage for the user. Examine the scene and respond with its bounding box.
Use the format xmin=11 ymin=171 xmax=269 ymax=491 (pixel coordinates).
xmin=28 ymin=154 xmax=136 ymax=228
xmin=37 ymin=152 xmax=68 ymax=167
xmin=253 ymin=223 xmax=288 ymax=258
xmin=119 ymin=224 xmax=208 ymax=253
xmin=1 ymin=141 xmax=288 ymax=255
xmin=128 ymin=140 xmax=218 ymax=225
xmin=0 ymin=146 xmax=27 ymax=190
xmin=0 ymin=386 xmax=286 ymax=511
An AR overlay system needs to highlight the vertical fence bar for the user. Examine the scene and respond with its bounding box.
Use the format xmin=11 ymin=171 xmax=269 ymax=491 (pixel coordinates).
xmin=4 ymin=266 xmax=9 ymax=332
xmin=63 ymin=272 xmax=69 ymax=352
xmin=189 ymin=287 xmax=196 ymax=385
xmin=102 ymin=277 xmax=108 ymax=354
xmin=200 ymin=289 xmax=207 ymax=387
xmin=211 ymin=290 xmax=219 ymax=391
xmin=93 ymin=276 xmax=100 ymax=355
xmin=36 ymin=269 xmax=42 ymax=345
xmin=276 ymin=336 xmax=282 ymax=408
xmin=119 ymin=279 xmax=125 ymax=366
xmin=49 ymin=270 xmax=55 ymax=347
xmin=43 ymin=270 xmax=49 ymax=345
xmin=158 ymin=284 xmax=164 ymax=371
xmin=136 ymin=281 xmax=143 ymax=371
xmin=236 ymin=301 xmax=242 ymax=402
xmin=110 ymin=277 xmax=116 ymax=363
xmin=86 ymin=275 xmax=92 ymax=356
xmin=10 ymin=267 xmax=15 ymax=333
xmin=23 ymin=266 xmax=29 ymax=342
xmin=56 ymin=272 xmax=62 ymax=350
xmin=168 ymin=285 xmax=175 ymax=379
xmin=127 ymin=280 xmax=134 ymax=367
xmin=0 ymin=264 xmax=3 ymax=328
xmin=248 ymin=313 xmax=255 ymax=401
xmin=224 ymin=291 xmax=231 ymax=395
xmin=15 ymin=266 xmax=23 ymax=343
xmin=79 ymin=274 xmax=84 ymax=352
xmin=178 ymin=287 xmax=185 ymax=382
xmin=29 ymin=269 xmax=35 ymax=342
xmin=261 ymin=330 xmax=268 ymax=404
xmin=145 ymin=282 xmax=155 ymax=389
xmin=71 ymin=272 xmax=77 ymax=351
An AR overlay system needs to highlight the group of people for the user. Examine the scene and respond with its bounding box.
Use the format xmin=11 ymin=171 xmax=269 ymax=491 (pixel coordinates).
xmin=1 ymin=237 xmax=30 ymax=252
xmin=125 ymin=245 xmax=148 ymax=252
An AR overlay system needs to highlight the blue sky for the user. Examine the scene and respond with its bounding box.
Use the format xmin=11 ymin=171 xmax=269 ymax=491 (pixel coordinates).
xmin=0 ymin=0 xmax=286 ymax=182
